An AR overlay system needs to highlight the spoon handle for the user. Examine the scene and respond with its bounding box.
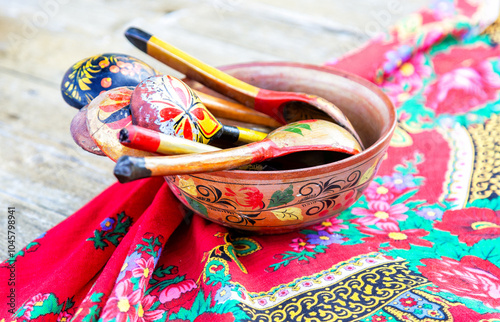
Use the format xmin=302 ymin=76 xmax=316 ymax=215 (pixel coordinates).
xmin=126 ymin=27 xmax=260 ymax=108
xmin=119 ymin=125 xmax=221 ymax=155
xmin=114 ymin=142 xmax=265 ymax=183
xmin=195 ymin=91 xmax=281 ymax=128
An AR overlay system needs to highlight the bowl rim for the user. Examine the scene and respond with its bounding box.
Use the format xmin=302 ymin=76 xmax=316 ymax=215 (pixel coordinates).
xmin=184 ymin=61 xmax=396 ymax=180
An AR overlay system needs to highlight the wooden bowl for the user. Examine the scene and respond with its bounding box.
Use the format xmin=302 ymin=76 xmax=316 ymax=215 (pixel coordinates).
xmin=165 ymin=62 xmax=396 ymax=234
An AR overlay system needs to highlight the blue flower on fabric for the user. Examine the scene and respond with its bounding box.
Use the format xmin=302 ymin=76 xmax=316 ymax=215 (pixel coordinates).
xmin=100 ymin=218 xmax=116 ymax=231
xmin=117 ymin=251 xmax=142 ymax=282
xmin=214 ymin=285 xmax=232 ymax=304
xmin=307 ymin=231 xmax=344 ymax=246
xmin=382 ymin=173 xmax=417 ymax=191
xmin=383 ymin=45 xmax=412 ymax=74
xmin=417 ymin=206 xmax=444 ymax=220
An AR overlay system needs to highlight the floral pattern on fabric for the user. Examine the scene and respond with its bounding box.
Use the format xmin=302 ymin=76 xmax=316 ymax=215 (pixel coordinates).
xmin=2 ymin=0 xmax=500 ymax=321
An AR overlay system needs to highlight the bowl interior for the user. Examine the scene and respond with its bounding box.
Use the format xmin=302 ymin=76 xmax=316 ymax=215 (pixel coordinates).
xmin=220 ymin=63 xmax=394 ymax=150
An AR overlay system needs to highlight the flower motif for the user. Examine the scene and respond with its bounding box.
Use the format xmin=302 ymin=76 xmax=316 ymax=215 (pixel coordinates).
xmin=425 ymin=60 xmax=500 ymax=115
xmin=417 ymin=206 xmax=443 ymax=220
xmin=359 ymin=222 xmax=432 ymax=250
xmin=303 ymin=281 xmax=313 ymax=287
xmin=101 ymin=280 xmax=142 ymax=322
xmin=289 ymin=237 xmax=315 ymax=252
xmin=382 ymin=45 xmax=413 ymax=74
xmin=118 ymin=251 xmax=142 ymax=282
xmin=433 ymin=207 xmax=500 ymax=246
xmin=57 ymin=311 xmax=73 ymax=322
xmin=352 ymin=201 xmax=408 ymax=226
xmin=399 ymin=296 xmax=417 ymax=307
xmin=100 ymin=218 xmax=115 ymax=231
xmin=371 ymin=315 xmax=387 ymax=322
xmin=382 ymin=173 xmax=417 ymax=191
xmin=381 ymin=53 xmax=432 ymax=107
xmin=307 ymin=231 xmax=344 ymax=246
xmin=159 ymin=278 xmax=198 ymax=309
xmin=277 ymin=289 xmax=289 ymax=297
xmin=137 ymin=295 xmax=165 ymax=322
xmin=364 ymin=181 xmax=398 ymax=202
xmin=214 ymin=285 xmax=232 ymax=304
xmin=419 ymin=256 xmax=500 ymax=309
xmin=22 ymin=293 xmax=51 ymax=319
xmin=312 ymin=217 xmax=348 ymax=234
xmin=132 ymin=257 xmax=156 ymax=289
xmin=257 ymin=298 xmax=267 ymax=306
xmin=226 ymin=187 xmax=264 ymax=209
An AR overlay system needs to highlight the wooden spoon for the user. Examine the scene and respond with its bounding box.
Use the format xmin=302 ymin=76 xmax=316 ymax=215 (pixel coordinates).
xmin=113 ymin=119 xmax=362 ymax=183
xmin=86 ymin=86 xmax=157 ymax=161
xmin=131 ymin=75 xmax=267 ymax=145
xmin=61 ymin=53 xmax=281 ymax=128
xmin=70 ymin=105 xmax=105 ymax=156
xmin=125 ymin=27 xmax=364 ymax=148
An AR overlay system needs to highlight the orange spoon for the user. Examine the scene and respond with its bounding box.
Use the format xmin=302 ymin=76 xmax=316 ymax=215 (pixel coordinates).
xmin=125 ymin=27 xmax=363 ymax=148
xmin=113 ymin=119 xmax=362 ymax=183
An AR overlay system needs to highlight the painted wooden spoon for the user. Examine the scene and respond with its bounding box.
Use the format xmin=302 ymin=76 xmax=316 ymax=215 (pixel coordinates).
xmin=113 ymin=119 xmax=362 ymax=183
xmin=124 ymin=27 xmax=363 ymax=148
xmin=61 ymin=53 xmax=281 ymax=128
xmin=86 ymin=86 xmax=155 ymax=161
xmin=131 ymin=75 xmax=267 ymax=145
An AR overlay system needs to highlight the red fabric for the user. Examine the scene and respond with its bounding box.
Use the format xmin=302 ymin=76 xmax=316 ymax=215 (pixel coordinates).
xmin=2 ymin=1 xmax=500 ymax=321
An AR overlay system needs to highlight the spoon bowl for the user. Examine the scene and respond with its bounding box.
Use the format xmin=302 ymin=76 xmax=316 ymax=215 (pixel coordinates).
xmin=155 ymin=62 xmax=395 ymax=234
xmin=125 ymin=27 xmax=364 ymax=148
xmin=61 ymin=53 xmax=280 ymax=128
xmin=113 ymin=119 xmax=361 ymax=183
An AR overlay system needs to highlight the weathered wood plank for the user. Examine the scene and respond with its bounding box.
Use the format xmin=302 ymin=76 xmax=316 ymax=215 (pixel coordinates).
xmin=0 ymin=0 xmax=430 ymax=260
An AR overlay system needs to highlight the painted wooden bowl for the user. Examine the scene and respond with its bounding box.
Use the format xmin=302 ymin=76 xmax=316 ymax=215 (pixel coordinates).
xmin=165 ymin=62 xmax=396 ymax=234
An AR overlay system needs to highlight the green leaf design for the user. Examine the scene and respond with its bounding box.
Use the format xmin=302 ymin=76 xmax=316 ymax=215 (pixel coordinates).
xmin=148 ymin=275 xmax=185 ymax=293
xmin=186 ymin=196 xmax=208 ymax=216
xmin=405 ymin=200 xmax=426 ymax=209
xmin=469 ymin=239 xmax=500 ymax=266
xmin=399 ymin=212 xmax=432 ymax=231
xmin=88 ymin=231 xmax=107 ymax=250
xmin=283 ymin=123 xmax=311 ymax=136
xmin=391 ymin=189 xmax=419 ymax=205
xmin=82 ymin=305 xmax=101 ymax=322
xmin=170 ymin=290 xmax=210 ymax=322
xmin=232 ymin=238 xmax=260 ymax=257
xmin=467 ymin=197 xmax=500 ymax=210
xmin=115 ymin=212 xmax=133 ymax=234
xmin=168 ymin=288 xmax=249 ymax=322
xmin=152 ymin=265 xmax=176 ymax=279
xmin=267 ymin=185 xmax=294 ymax=208
xmin=89 ymin=293 xmax=104 ymax=303
xmin=6 ymin=241 xmax=40 ymax=265
xmin=87 ymin=212 xmax=133 ymax=250
xmin=205 ymin=259 xmax=231 ymax=287
xmin=137 ymin=235 xmax=163 ymax=258
xmin=30 ymin=294 xmax=63 ymax=319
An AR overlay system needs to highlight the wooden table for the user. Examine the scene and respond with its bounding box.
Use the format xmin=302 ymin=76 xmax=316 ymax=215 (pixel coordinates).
xmin=0 ymin=0 xmax=429 ymax=260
